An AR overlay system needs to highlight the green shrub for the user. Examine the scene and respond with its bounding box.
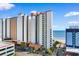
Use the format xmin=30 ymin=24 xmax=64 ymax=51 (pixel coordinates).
xmin=50 ymin=47 xmax=54 ymax=52
xmin=29 ymin=48 xmax=33 ymax=53
xmin=47 ymin=48 xmax=52 ymax=55
xmin=20 ymin=42 xmax=26 ymax=50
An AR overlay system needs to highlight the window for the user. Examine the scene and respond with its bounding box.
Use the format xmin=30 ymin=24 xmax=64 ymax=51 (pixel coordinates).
xmin=76 ymin=32 xmax=79 ymax=47
xmin=0 ymin=52 xmax=6 ymax=55
xmin=7 ymin=49 xmax=14 ymax=53
xmin=7 ymin=53 xmax=14 ymax=56
xmin=66 ymin=32 xmax=72 ymax=46
xmin=7 ymin=46 xmax=13 ymax=49
xmin=0 ymin=48 xmax=5 ymax=51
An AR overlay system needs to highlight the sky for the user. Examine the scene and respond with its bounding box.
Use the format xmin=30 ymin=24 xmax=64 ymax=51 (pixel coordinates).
xmin=0 ymin=3 xmax=79 ymax=30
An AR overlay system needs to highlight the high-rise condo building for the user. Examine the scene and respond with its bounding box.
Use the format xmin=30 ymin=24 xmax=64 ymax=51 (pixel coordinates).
xmin=37 ymin=11 xmax=53 ymax=49
xmin=29 ymin=10 xmax=53 ymax=49
xmin=0 ymin=10 xmax=53 ymax=49
xmin=66 ymin=26 xmax=79 ymax=55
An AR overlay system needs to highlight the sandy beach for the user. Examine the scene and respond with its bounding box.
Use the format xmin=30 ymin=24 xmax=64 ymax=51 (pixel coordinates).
xmin=53 ymin=38 xmax=65 ymax=44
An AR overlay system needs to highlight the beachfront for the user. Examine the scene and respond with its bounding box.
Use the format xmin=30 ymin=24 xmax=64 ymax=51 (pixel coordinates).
xmin=53 ymin=38 xmax=65 ymax=44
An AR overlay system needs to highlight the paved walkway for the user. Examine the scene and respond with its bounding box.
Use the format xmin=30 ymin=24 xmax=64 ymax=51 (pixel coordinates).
xmin=15 ymin=52 xmax=42 ymax=56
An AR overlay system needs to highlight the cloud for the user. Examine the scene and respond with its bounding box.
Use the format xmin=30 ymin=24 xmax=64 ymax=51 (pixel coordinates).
xmin=0 ymin=3 xmax=15 ymax=10
xmin=30 ymin=11 xmax=37 ymax=13
xmin=67 ymin=21 xmax=79 ymax=26
xmin=64 ymin=12 xmax=79 ymax=17
xmin=68 ymin=21 xmax=79 ymax=24
xmin=53 ymin=25 xmax=58 ymax=28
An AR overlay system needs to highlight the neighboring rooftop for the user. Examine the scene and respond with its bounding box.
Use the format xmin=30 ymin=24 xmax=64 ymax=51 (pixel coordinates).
xmin=0 ymin=41 xmax=14 ymax=49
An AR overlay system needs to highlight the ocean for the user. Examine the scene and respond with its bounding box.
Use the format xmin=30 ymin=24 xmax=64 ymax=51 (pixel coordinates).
xmin=53 ymin=30 xmax=65 ymax=40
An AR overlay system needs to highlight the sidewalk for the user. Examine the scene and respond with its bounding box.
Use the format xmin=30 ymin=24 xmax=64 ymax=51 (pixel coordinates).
xmin=15 ymin=52 xmax=42 ymax=56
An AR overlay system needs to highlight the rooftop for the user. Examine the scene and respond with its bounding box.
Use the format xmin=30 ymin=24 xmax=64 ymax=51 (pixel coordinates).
xmin=0 ymin=41 xmax=14 ymax=49
xmin=66 ymin=47 xmax=79 ymax=53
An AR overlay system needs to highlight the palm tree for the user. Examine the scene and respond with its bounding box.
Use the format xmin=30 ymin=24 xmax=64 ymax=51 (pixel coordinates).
xmin=53 ymin=41 xmax=60 ymax=48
